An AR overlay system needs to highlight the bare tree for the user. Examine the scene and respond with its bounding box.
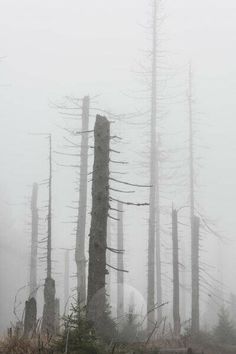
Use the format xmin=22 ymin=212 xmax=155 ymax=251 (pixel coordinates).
xmin=191 ymin=215 xmax=200 ymax=335
xmin=117 ymin=201 xmax=124 ymax=322
xmin=29 ymin=183 xmax=39 ymax=299
xmin=24 ymin=183 xmax=39 ymax=337
xmin=75 ymin=96 xmax=90 ymax=306
xmin=172 ymin=207 xmax=180 ymax=337
xmin=42 ymin=134 xmax=56 ymax=335
xmin=87 ymin=115 xmax=110 ymax=331
xmin=64 ymin=249 xmax=70 ymax=316
xmin=147 ymin=0 xmax=162 ymax=331
xmin=188 ymin=64 xmax=200 ymax=335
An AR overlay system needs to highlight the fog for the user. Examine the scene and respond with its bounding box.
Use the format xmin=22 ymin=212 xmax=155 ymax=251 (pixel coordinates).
xmin=0 ymin=0 xmax=236 ymax=336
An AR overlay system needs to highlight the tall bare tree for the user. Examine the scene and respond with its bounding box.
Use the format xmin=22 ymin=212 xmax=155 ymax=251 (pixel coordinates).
xmin=87 ymin=115 xmax=110 ymax=331
xmin=64 ymin=249 xmax=70 ymax=316
xmin=24 ymin=183 xmax=39 ymax=337
xmin=29 ymin=183 xmax=39 ymax=299
xmin=117 ymin=201 xmax=124 ymax=322
xmin=42 ymin=134 xmax=56 ymax=334
xmin=147 ymin=0 xmax=162 ymax=331
xmin=75 ymin=96 xmax=90 ymax=306
xmin=188 ymin=64 xmax=200 ymax=335
xmin=172 ymin=208 xmax=180 ymax=337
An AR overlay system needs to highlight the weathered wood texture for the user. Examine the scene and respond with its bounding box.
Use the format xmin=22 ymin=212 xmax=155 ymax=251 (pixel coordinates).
xmin=54 ymin=298 xmax=60 ymax=335
xmin=87 ymin=115 xmax=110 ymax=328
xmin=23 ymin=297 xmax=37 ymax=337
xmin=41 ymin=277 xmax=55 ymax=334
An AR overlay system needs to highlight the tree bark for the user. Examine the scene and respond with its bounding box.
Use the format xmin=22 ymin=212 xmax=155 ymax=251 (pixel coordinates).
xmin=106 ymin=219 xmax=111 ymax=298
xmin=24 ymin=297 xmax=37 ymax=338
xmin=87 ymin=115 xmax=110 ymax=330
xmin=42 ymin=277 xmax=55 ymax=334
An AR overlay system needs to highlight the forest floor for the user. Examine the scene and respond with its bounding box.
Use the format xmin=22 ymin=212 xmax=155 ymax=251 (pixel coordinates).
xmin=0 ymin=336 xmax=235 ymax=354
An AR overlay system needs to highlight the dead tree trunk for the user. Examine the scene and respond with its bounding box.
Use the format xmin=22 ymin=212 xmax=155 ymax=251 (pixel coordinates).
xmin=117 ymin=201 xmax=124 ymax=322
xmin=188 ymin=65 xmax=200 ymax=335
xmin=180 ymin=237 xmax=187 ymax=322
xmin=106 ymin=219 xmax=111 ymax=298
xmin=55 ymin=298 xmax=60 ymax=335
xmin=24 ymin=297 xmax=37 ymax=338
xmin=47 ymin=134 xmax=52 ymax=280
xmin=191 ymin=216 xmax=200 ymax=335
xmin=172 ymin=208 xmax=180 ymax=337
xmin=42 ymin=134 xmax=55 ymax=335
xmin=29 ymin=183 xmax=39 ymax=299
xmin=147 ymin=0 xmax=158 ymax=332
xmin=147 ymin=0 xmax=163 ymax=332
xmin=24 ymin=183 xmax=38 ymax=337
xmin=87 ymin=115 xmax=110 ymax=331
xmin=75 ymin=96 xmax=90 ymax=306
xmin=64 ymin=250 xmax=70 ymax=316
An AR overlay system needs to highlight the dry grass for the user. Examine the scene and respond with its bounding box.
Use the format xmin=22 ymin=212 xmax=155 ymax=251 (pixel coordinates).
xmin=0 ymin=336 xmax=57 ymax=354
xmin=0 ymin=337 xmax=37 ymax=354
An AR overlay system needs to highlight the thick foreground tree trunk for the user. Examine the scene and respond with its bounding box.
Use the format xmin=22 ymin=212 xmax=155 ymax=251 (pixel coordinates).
xmin=42 ymin=277 xmax=55 ymax=334
xmin=87 ymin=115 xmax=110 ymax=331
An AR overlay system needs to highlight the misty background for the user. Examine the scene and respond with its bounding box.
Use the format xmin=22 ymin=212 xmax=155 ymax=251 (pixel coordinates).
xmin=0 ymin=0 xmax=236 ymax=333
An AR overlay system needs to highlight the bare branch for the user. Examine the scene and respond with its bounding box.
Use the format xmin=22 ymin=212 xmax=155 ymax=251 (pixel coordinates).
xmin=106 ymin=263 xmax=128 ymax=273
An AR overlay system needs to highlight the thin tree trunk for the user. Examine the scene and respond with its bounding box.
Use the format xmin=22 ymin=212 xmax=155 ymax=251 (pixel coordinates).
xmin=147 ymin=0 xmax=158 ymax=332
xmin=172 ymin=208 xmax=180 ymax=337
xmin=29 ymin=183 xmax=38 ymax=299
xmin=148 ymin=0 xmax=163 ymax=331
xmin=87 ymin=115 xmax=110 ymax=331
xmin=42 ymin=134 xmax=55 ymax=335
xmin=64 ymin=250 xmax=70 ymax=316
xmin=76 ymin=96 xmax=90 ymax=306
xmin=117 ymin=201 xmax=124 ymax=322
xmin=188 ymin=64 xmax=194 ymax=222
xmin=25 ymin=183 xmax=38 ymax=337
xmin=180 ymin=237 xmax=187 ymax=322
xmin=47 ymin=134 xmax=52 ymax=280
xmin=191 ymin=216 xmax=200 ymax=335
xmin=188 ymin=65 xmax=200 ymax=335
